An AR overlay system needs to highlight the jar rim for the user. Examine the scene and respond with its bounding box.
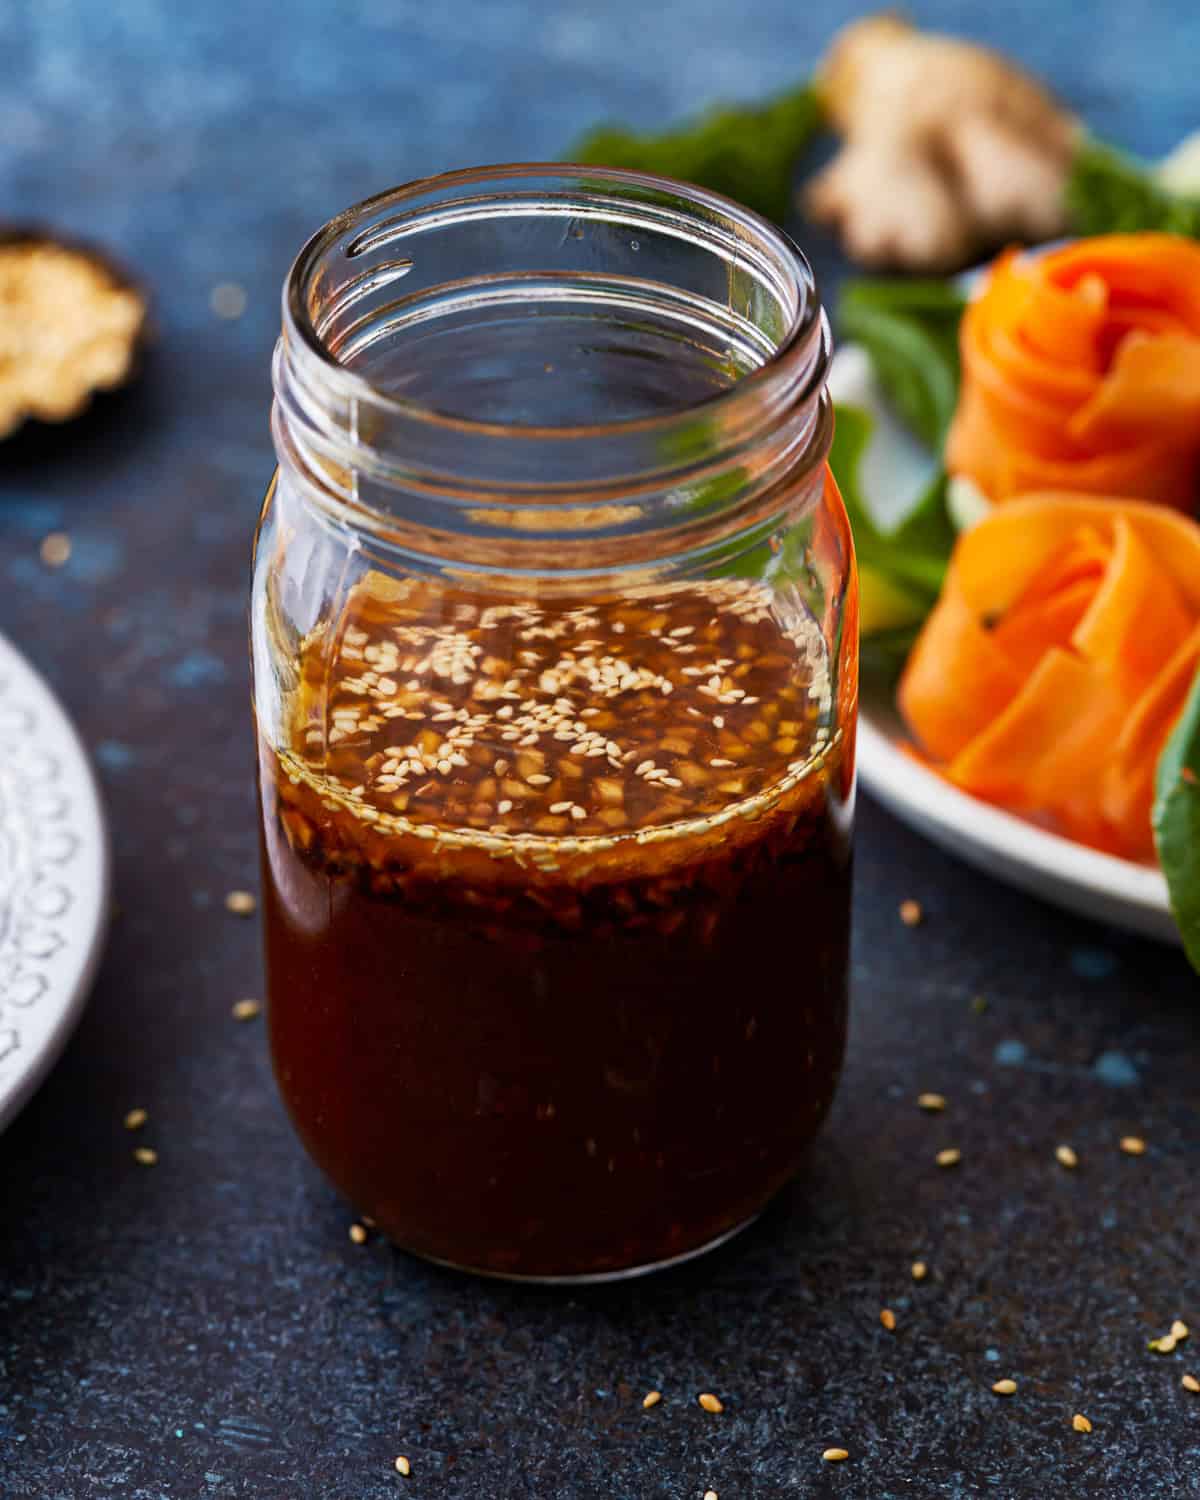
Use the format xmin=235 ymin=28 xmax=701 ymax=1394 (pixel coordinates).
xmin=282 ymin=161 xmax=825 ymax=443
xmin=273 ymin=163 xmax=833 ymax=574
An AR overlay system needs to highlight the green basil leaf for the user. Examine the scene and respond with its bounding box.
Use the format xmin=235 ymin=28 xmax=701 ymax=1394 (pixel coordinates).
xmin=1153 ymin=662 xmax=1200 ymax=972
xmin=884 ymin=469 xmax=957 ymax=594
xmin=861 ymin=622 xmax=923 ymax=690
xmin=838 ymin=278 xmax=967 ymax=450
xmin=1067 ymin=138 xmax=1200 ymax=239
xmin=829 ymin=403 xmax=955 ymax=606
xmin=828 ymin=402 xmax=884 ymax=550
xmin=570 ymin=85 xmax=822 ymax=225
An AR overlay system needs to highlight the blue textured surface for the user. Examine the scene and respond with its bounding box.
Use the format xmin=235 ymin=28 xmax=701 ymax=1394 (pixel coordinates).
xmin=2 ymin=3 xmax=1200 ymax=1497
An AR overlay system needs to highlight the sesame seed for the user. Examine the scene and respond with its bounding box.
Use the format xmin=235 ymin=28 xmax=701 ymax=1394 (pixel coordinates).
xmin=40 ymin=532 xmax=71 ymax=568
xmin=526 ymin=774 xmax=551 ymax=786
xmin=642 ymin=1390 xmax=661 ymax=1409
xmin=231 ymin=998 xmax=261 ymax=1022
xmin=698 ymin=1393 xmax=723 ymax=1414
xmin=124 ymin=1108 xmax=148 ymax=1131
xmin=703 ymin=1491 xmax=718 ymax=1500
xmin=224 ymin=889 xmax=257 ymax=916
xmin=1056 ymin=1144 xmax=1078 ymax=1169
xmin=349 ymin=1223 xmax=368 ymax=1245
xmin=1120 ymin=1135 xmax=1147 ymax=1156
xmin=918 ymin=1092 xmax=946 ymax=1112
xmin=822 ymin=1448 xmax=849 ymax=1463
xmin=1072 ymin=1414 xmax=1092 ymax=1433
xmin=394 ymin=1455 xmax=411 ymax=1476
xmin=911 ymin=1260 xmax=928 ymax=1281
xmin=936 ymin=1148 xmax=961 ymax=1168
xmin=1152 ymin=1334 xmax=1178 ymax=1354
xmin=880 ymin=1308 xmax=896 ymax=1331
xmin=133 ymin=1147 xmax=158 ymax=1166
xmin=497 ymin=800 xmax=513 ymax=814
xmin=549 ymin=801 xmax=573 ymax=814
xmin=991 ymin=1379 xmax=1017 ymax=1395
xmin=1182 ymin=1374 xmax=1200 ymax=1392
xmin=1173 ymin=1320 xmax=1190 ymax=1341
xmin=210 ymin=281 xmax=248 ymax=319
xmin=899 ymin=898 xmax=923 ymax=927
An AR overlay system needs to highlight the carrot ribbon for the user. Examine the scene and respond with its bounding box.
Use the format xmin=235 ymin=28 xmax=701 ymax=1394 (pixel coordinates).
xmin=898 ymin=497 xmax=1200 ymax=858
xmin=946 ymin=235 xmax=1200 ymax=509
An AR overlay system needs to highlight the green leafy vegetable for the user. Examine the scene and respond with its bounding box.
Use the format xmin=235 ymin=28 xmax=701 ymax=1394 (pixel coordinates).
xmin=829 ymin=279 xmax=967 ymax=672
xmin=829 ymin=402 xmax=956 ymax=605
xmin=855 ymin=565 xmax=930 ymax=636
xmin=570 ymin=85 xmax=822 ymax=224
xmin=860 ymin=622 xmax=923 ymax=689
xmin=1153 ymin=663 xmax=1200 ymax=973
xmin=1066 ymin=138 xmax=1200 ymax=240
xmin=837 ymin=278 xmax=967 ymax=450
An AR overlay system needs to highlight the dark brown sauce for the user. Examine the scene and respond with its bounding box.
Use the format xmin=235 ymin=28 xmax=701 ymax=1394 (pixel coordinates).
xmin=259 ymin=572 xmax=852 ymax=1277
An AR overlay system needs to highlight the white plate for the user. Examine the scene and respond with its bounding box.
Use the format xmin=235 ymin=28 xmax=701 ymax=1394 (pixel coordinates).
xmin=0 ymin=631 xmax=110 ymax=1131
xmin=830 ymin=344 xmax=1177 ymax=945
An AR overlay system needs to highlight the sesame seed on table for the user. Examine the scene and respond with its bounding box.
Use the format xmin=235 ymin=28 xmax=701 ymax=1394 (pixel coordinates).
xmin=1 ymin=2 xmax=1199 ymax=1498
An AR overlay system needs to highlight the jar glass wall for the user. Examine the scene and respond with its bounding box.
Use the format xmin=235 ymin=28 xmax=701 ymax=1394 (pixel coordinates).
xmin=253 ymin=166 xmax=857 ymax=1281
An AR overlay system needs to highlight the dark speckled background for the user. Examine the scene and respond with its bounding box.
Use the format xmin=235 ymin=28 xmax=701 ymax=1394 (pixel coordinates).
xmin=2 ymin=3 xmax=1200 ymax=1496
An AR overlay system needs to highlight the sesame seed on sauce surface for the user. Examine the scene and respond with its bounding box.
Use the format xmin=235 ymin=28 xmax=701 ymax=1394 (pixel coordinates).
xmin=267 ymin=573 xmax=839 ymax=877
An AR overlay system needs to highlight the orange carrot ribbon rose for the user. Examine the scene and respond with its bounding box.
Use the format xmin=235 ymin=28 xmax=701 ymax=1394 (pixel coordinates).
xmin=946 ymin=235 xmax=1200 ymax=508
xmin=898 ymin=496 xmax=1200 ymax=858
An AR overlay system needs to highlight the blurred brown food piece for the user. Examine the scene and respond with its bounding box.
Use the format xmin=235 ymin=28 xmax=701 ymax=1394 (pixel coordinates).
xmin=805 ymin=14 xmax=1080 ymax=271
xmin=0 ymin=232 xmax=147 ymax=439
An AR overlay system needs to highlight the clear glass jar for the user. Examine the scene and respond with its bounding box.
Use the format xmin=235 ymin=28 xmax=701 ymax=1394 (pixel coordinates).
xmin=253 ymin=165 xmax=857 ymax=1282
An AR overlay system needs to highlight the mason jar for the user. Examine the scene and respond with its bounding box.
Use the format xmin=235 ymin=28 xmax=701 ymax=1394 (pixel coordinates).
xmin=253 ymin=165 xmax=857 ymax=1281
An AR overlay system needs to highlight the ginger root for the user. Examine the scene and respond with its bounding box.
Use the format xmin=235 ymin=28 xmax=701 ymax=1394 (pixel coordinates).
xmin=805 ymin=15 xmax=1081 ymax=271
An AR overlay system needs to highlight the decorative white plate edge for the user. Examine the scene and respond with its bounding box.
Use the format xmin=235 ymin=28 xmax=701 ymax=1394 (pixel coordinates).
xmin=0 ymin=632 xmax=111 ymax=1132
xmin=858 ymin=711 xmax=1176 ymax=944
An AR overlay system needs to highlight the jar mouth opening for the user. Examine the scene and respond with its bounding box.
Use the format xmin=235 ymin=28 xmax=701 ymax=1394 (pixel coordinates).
xmin=274 ymin=163 xmax=832 ymax=569
xmin=282 ymin=162 xmax=825 ymax=443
